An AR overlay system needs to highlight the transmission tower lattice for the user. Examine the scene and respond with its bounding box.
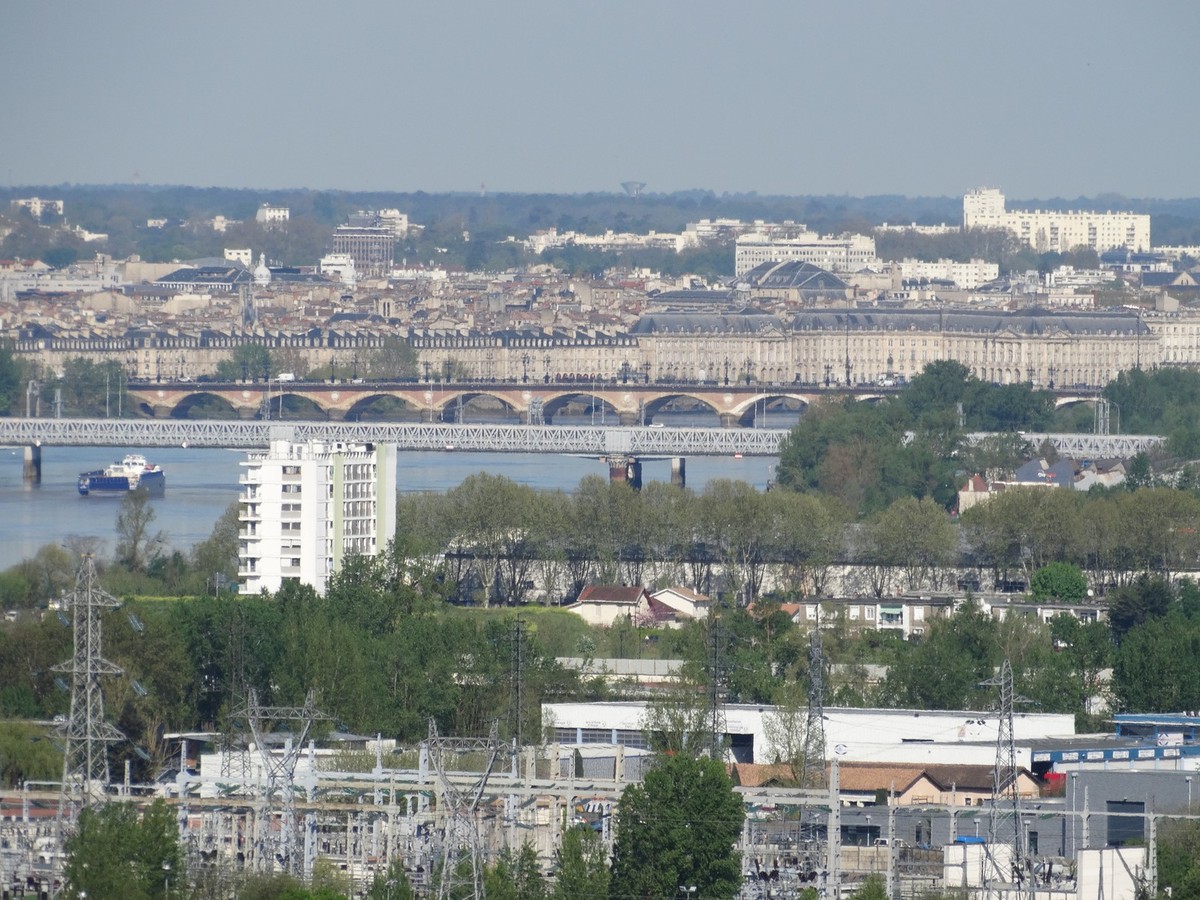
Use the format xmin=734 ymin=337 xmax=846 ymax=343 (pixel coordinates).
xmin=509 ymin=617 xmax=527 ymax=748
xmin=231 ymin=688 xmax=328 ymax=878
xmin=54 ymin=555 xmax=125 ymax=805
xmin=705 ymin=618 xmax=731 ymax=760
xmin=983 ymin=659 xmax=1030 ymax=892
xmin=800 ymin=628 xmax=827 ymax=789
xmin=427 ymin=719 xmax=506 ymax=900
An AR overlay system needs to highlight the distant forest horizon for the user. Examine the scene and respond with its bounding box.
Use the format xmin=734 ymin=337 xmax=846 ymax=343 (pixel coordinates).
xmin=6 ymin=184 xmax=1200 ymax=275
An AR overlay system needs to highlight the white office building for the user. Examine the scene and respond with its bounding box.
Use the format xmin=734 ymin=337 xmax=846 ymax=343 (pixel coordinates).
xmin=735 ymin=230 xmax=878 ymax=276
xmin=238 ymin=437 xmax=396 ymax=596
xmin=963 ymin=188 xmax=1150 ymax=253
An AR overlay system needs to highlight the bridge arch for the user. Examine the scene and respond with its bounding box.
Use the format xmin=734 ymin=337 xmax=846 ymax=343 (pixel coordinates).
xmin=540 ymin=390 xmax=624 ymax=425
xmin=166 ymin=391 xmax=243 ymax=420
xmin=437 ymin=390 xmax=521 ymax=424
xmin=344 ymin=392 xmax=422 ymax=422
xmin=638 ymin=392 xmax=723 ymax=427
xmin=726 ymin=393 xmax=811 ymax=428
xmin=269 ymin=392 xmax=331 ymax=420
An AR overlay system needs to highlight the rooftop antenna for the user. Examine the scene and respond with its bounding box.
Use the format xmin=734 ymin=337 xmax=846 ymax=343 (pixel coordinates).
xmin=620 ymin=181 xmax=646 ymax=199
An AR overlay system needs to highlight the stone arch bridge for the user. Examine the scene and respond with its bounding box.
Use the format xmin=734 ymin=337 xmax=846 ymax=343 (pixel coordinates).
xmin=127 ymin=381 xmax=1100 ymax=425
xmin=126 ymin=381 xmax=891 ymax=426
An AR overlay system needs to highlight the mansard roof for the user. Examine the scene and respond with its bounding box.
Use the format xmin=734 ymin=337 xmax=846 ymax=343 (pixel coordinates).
xmin=630 ymin=312 xmax=786 ymax=335
xmin=790 ymin=307 xmax=1150 ymax=336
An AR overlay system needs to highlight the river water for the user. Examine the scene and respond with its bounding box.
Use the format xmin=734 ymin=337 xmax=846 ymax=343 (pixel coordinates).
xmin=0 ymin=445 xmax=778 ymax=570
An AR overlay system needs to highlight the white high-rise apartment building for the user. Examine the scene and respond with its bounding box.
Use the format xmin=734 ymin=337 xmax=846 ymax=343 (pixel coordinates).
xmin=238 ymin=437 xmax=396 ymax=596
xmin=963 ymin=188 xmax=1150 ymax=253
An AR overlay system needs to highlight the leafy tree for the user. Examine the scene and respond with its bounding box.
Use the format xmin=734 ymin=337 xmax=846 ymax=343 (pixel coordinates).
xmin=115 ymin=487 xmax=165 ymax=572
xmin=0 ymin=344 xmax=23 ymax=415
xmin=63 ymin=800 xmax=184 ymax=900
xmin=190 ymin=501 xmax=240 ymax=593
xmin=849 ymin=875 xmax=889 ymax=900
xmin=1158 ymin=817 xmax=1200 ymax=898
xmin=861 ymin=496 xmax=956 ymax=593
xmin=554 ymin=825 xmax=610 ymax=900
xmin=486 ymin=843 xmax=547 ymax=900
xmin=42 ymin=246 xmax=81 ymax=269
xmin=1043 ymin=614 xmax=1112 ymax=726
xmin=1030 ymin=562 xmax=1089 ymax=602
xmin=0 ymin=722 xmax=61 ymax=786
xmin=365 ymin=336 xmax=420 ymax=380
xmin=365 ymin=860 xmax=416 ymax=900
xmin=609 ymin=753 xmax=744 ymax=900
xmin=1108 ymin=575 xmax=1174 ymax=643
xmin=697 ymin=480 xmax=770 ymax=603
xmin=1112 ymin=613 xmax=1200 ymax=712
xmin=881 ymin=600 xmax=999 ymax=710
xmin=215 ymin=344 xmax=274 ymax=382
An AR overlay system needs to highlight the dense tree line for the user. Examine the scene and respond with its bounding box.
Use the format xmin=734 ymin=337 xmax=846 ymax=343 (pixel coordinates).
xmin=391 ymin=468 xmax=1200 ymax=607
xmin=776 ymin=360 xmax=1065 ymax=514
xmin=12 ymin=184 xmax=1200 ymax=274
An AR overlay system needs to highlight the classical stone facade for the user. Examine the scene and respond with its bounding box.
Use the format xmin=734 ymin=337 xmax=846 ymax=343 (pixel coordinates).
xmin=415 ymin=309 xmax=1153 ymax=389
xmin=9 ymin=308 xmax=1166 ymax=391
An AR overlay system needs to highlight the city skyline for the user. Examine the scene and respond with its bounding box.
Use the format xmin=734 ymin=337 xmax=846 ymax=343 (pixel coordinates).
xmin=4 ymin=0 xmax=1200 ymax=199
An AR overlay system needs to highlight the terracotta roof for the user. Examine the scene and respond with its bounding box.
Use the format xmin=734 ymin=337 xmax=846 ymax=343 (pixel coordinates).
xmin=835 ymin=763 xmax=928 ymax=793
xmin=575 ymin=585 xmax=649 ymax=605
xmin=645 ymin=596 xmax=679 ymax=621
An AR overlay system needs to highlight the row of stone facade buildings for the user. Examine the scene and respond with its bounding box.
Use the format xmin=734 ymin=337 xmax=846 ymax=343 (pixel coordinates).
xmin=11 ymin=305 xmax=1189 ymax=389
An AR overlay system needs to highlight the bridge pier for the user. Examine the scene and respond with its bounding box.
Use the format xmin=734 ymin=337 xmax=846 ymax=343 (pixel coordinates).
xmin=236 ymin=406 xmax=260 ymax=420
xmin=719 ymin=413 xmax=738 ymax=428
xmin=618 ymin=411 xmax=641 ymax=426
xmin=605 ymin=455 xmax=642 ymax=490
xmin=23 ymin=445 xmax=41 ymax=484
xmin=671 ymin=457 xmax=686 ymax=488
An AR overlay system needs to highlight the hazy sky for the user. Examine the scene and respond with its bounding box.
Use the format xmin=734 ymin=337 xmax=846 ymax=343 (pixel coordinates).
xmin=5 ymin=0 xmax=1198 ymax=199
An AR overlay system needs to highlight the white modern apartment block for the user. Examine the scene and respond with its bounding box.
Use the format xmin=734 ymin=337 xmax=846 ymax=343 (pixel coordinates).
xmin=734 ymin=229 xmax=878 ymax=276
xmin=10 ymin=197 xmax=64 ymax=218
xmin=255 ymin=204 xmax=290 ymax=225
xmin=963 ymin=188 xmax=1150 ymax=253
xmin=891 ymin=258 xmax=999 ymax=289
xmin=238 ymin=438 xmax=396 ymax=596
